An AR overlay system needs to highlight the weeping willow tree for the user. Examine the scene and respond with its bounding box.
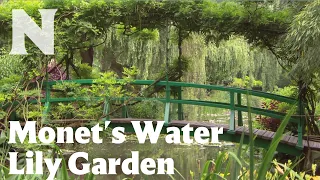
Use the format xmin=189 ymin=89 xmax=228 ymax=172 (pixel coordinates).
xmin=205 ymin=36 xmax=286 ymax=91
xmin=93 ymin=27 xmax=288 ymax=120
xmin=97 ymin=29 xmax=285 ymax=90
xmin=96 ymin=27 xmax=165 ymax=79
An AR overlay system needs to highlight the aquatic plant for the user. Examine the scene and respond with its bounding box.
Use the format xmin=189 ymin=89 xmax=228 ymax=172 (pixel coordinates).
xmin=186 ymin=99 xmax=318 ymax=180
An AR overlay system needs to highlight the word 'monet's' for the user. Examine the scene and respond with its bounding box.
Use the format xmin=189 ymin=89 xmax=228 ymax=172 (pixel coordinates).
xmin=8 ymin=121 xmax=223 ymax=145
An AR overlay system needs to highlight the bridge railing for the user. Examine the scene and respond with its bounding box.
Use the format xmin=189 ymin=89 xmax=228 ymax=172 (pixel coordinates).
xmin=41 ymin=79 xmax=303 ymax=149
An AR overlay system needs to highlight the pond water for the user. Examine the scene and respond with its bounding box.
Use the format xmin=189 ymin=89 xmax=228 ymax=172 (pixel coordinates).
xmin=66 ymin=136 xmax=237 ymax=180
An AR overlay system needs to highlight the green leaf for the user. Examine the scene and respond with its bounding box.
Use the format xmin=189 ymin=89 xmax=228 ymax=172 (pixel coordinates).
xmin=257 ymin=104 xmax=297 ymax=180
xmin=0 ymin=131 xmax=7 ymax=145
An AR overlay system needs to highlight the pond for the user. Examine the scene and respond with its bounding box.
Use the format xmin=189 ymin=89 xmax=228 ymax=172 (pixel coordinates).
xmin=66 ymin=136 xmax=238 ymax=180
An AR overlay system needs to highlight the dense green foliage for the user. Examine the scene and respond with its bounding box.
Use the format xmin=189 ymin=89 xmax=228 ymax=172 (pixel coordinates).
xmin=0 ymin=0 xmax=294 ymax=67
xmin=286 ymin=0 xmax=320 ymax=80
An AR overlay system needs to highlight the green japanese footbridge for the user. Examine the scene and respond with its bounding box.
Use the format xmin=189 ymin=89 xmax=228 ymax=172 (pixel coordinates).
xmin=33 ymin=79 xmax=320 ymax=156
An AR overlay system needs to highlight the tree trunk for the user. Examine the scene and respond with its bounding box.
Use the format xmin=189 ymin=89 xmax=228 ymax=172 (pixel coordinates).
xmin=178 ymin=28 xmax=183 ymax=80
xmin=80 ymin=46 xmax=94 ymax=66
xmin=298 ymin=80 xmax=320 ymax=135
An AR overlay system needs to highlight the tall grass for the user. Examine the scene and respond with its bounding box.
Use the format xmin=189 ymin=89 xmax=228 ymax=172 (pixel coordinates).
xmin=187 ymin=94 xmax=303 ymax=180
xmin=256 ymin=103 xmax=297 ymax=180
xmin=0 ymin=140 xmax=95 ymax=180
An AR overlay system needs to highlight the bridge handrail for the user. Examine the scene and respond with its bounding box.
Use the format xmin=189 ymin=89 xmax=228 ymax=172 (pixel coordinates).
xmin=41 ymin=79 xmax=303 ymax=149
xmin=44 ymin=79 xmax=296 ymax=104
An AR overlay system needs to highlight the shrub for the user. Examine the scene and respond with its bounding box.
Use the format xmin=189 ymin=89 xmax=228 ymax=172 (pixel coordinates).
xmin=127 ymin=100 xmax=163 ymax=119
xmin=257 ymin=100 xmax=281 ymax=131
xmin=231 ymin=76 xmax=263 ymax=90
xmin=257 ymin=86 xmax=298 ymax=132
xmin=71 ymin=63 xmax=99 ymax=79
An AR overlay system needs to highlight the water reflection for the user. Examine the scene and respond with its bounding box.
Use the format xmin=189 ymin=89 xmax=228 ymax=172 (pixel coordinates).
xmin=67 ymin=137 xmax=236 ymax=180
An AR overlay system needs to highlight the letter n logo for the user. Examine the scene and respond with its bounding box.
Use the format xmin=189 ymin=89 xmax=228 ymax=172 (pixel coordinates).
xmin=10 ymin=9 xmax=57 ymax=55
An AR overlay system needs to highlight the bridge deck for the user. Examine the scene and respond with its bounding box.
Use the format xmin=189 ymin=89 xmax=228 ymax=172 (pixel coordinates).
xmin=50 ymin=118 xmax=320 ymax=151
xmin=170 ymin=120 xmax=320 ymax=150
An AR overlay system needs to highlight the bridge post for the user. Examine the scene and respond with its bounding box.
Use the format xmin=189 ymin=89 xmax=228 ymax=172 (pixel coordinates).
xmin=164 ymin=84 xmax=171 ymax=125
xmin=177 ymin=86 xmax=183 ymax=120
xmin=228 ymin=91 xmax=235 ymax=134
xmin=237 ymin=93 xmax=243 ymax=126
xmin=42 ymin=102 xmax=50 ymax=123
xmin=121 ymin=97 xmax=127 ymax=118
xmin=164 ymin=102 xmax=170 ymax=125
xmin=42 ymin=76 xmax=51 ymax=123
xmin=103 ymin=97 xmax=110 ymax=121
